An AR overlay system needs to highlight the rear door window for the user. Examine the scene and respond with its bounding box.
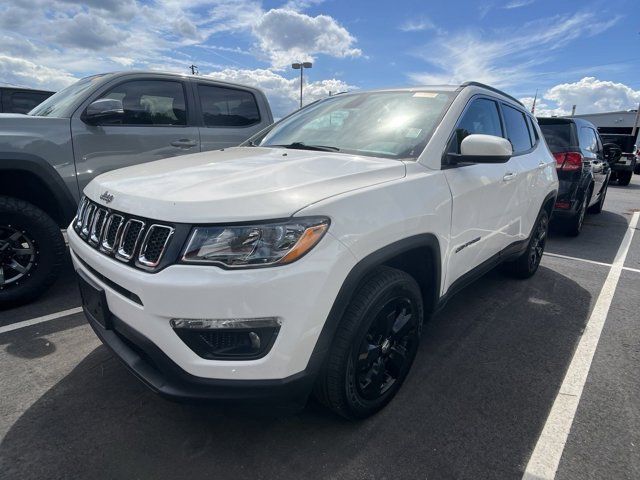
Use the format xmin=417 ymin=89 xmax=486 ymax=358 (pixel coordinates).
xmin=198 ymin=85 xmax=260 ymax=127
xmin=449 ymin=98 xmax=503 ymax=154
xmin=579 ymin=127 xmax=598 ymax=154
xmin=502 ymin=104 xmax=532 ymax=153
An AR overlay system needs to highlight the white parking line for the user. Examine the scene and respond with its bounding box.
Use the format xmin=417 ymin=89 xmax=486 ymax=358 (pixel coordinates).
xmin=543 ymin=252 xmax=612 ymax=268
xmin=0 ymin=306 xmax=82 ymax=335
xmin=523 ymin=211 xmax=640 ymax=480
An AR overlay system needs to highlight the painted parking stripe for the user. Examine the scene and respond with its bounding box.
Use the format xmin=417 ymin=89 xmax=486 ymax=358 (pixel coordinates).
xmin=523 ymin=211 xmax=640 ymax=480
xmin=0 ymin=306 xmax=83 ymax=335
xmin=544 ymin=252 xmax=640 ymax=275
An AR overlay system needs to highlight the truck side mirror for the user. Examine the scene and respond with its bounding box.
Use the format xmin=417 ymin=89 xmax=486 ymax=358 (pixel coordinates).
xmin=81 ymin=98 xmax=124 ymax=125
xmin=603 ymin=143 xmax=622 ymax=163
xmin=446 ymin=134 xmax=513 ymax=165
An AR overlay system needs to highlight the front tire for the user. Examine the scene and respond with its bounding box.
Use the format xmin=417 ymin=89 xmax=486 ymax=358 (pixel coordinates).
xmin=0 ymin=196 xmax=65 ymax=308
xmin=502 ymin=210 xmax=549 ymax=279
xmin=314 ymin=267 xmax=423 ymax=419
xmin=618 ymin=171 xmax=632 ymax=186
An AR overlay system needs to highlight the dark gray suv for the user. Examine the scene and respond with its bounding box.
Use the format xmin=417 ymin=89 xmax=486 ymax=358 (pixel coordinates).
xmin=0 ymin=71 xmax=273 ymax=306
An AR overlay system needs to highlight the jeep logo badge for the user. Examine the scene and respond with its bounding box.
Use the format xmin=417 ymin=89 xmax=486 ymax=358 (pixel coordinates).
xmin=100 ymin=191 xmax=114 ymax=204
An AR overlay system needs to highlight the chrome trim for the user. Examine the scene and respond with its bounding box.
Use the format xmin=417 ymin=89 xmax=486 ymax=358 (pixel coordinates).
xmin=80 ymin=203 xmax=96 ymax=238
xmin=89 ymin=208 xmax=107 ymax=246
xmin=99 ymin=214 xmax=124 ymax=253
xmin=138 ymin=224 xmax=175 ymax=268
xmin=115 ymin=219 xmax=145 ymax=262
xmin=74 ymin=196 xmax=88 ymax=231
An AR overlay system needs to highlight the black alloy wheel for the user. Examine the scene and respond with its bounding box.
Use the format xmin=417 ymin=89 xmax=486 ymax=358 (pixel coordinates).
xmin=567 ymin=191 xmax=589 ymax=237
xmin=353 ymin=296 xmax=418 ymax=401
xmin=0 ymin=226 xmax=37 ymax=288
xmin=314 ymin=267 xmax=424 ymax=419
xmin=0 ymin=196 xmax=65 ymax=308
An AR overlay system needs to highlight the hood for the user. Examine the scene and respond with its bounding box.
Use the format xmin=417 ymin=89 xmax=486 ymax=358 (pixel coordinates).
xmin=84 ymin=147 xmax=406 ymax=222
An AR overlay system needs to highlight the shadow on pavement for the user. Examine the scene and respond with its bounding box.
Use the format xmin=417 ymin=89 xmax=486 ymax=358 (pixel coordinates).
xmin=547 ymin=210 xmax=629 ymax=264
xmin=0 ymin=266 xmax=592 ymax=480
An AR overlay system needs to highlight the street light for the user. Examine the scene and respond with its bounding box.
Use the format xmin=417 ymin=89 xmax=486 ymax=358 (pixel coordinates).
xmin=292 ymin=61 xmax=312 ymax=108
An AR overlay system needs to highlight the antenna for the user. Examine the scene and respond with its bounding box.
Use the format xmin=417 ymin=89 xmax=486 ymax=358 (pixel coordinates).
xmin=189 ymin=64 xmax=199 ymax=75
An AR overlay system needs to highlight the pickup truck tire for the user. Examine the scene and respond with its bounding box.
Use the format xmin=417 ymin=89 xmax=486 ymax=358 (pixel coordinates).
xmin=502 ymin=210 xmax=549 ymax=279
xmin=617 ymin=171 xmax=632 ymax=186
xmin=0 ymin=196 xmax=65 ymax=307
xmin=314 ymin=266 xmax=423 ymax=419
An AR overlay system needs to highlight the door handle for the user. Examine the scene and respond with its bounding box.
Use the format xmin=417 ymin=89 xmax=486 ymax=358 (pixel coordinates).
xmin=503 ymin=172 xmax=517 ymax=181
xmin=170 ymin=139 xmax=197 ymax=148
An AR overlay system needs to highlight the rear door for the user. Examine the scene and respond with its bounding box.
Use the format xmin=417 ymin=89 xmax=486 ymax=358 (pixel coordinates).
xmin=502 ymin=103 xmax=545 ymax=240
xmin=580 ymin=126 xmax=607 ymax=203
xmin=443 ymin=97 xmax=521 ymax=291
xmin=194 ymin=82 xmax=270 ymax=151
xmin=71 ymin=78 xmax=200 ymax=192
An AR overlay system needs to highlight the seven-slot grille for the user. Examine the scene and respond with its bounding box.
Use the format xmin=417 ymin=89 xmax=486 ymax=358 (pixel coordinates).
xmin=74 ymin=197 xmax=174 ymax=270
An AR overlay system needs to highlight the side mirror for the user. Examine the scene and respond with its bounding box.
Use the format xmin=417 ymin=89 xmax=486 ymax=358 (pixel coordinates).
xmin=603 ymin=143 xmax=622 ymax=163
xmin=81 ymin=98 xmax=124 ymax=125
xmin=447 ymin=134 xmax=513 ymax=165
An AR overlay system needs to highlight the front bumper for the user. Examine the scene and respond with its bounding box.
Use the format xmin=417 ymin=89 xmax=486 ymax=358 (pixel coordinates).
xmin=68 ymin=225 xmax=356 ymax=400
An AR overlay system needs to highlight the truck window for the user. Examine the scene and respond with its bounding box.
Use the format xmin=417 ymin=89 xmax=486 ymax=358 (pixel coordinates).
xmin=502 ymin=104 xmax=532 ymax=153
xmin=7 ymin=92 xmax=51 ymax=114
xmin=449 ymin=98 xmax=503 ymax=154
xmin=100 ymin=80 xmax=187 ymax=126
xmin=198 ymin=85 xmax=260 ymax=127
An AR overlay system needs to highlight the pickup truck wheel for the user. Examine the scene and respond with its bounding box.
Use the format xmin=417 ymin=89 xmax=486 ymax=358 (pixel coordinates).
xmin=0 ymin=196 xmax=65 ymax=307
xmin=618 ymin=171 xmax=632 ymax=186
xmin=502 ymin=210 xmax=549 ymax=279
xmin=314 ymin=267 xmax=423 ymax=419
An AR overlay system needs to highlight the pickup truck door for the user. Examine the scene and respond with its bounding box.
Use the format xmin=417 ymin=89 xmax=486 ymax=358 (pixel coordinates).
xmin=193 ymin=82 xmax=271 ymax=151
xmin=71 ymin=78 xmax=200 ymax=192
xmin=442 ymin=97 xmax=520 ymax=292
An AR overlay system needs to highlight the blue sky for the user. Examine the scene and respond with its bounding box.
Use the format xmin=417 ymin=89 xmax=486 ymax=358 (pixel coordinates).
xmin=1 ymin=0 xmax=638 ymax=117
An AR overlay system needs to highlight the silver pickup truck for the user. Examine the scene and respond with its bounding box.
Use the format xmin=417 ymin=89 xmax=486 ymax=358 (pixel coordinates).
xmin=0 ymin=71 xmax=273 ymax=306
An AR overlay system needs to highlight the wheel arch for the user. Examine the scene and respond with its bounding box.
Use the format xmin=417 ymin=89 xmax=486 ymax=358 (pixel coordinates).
xmin=0 ymin=153 xmax=77 ymax=227
xmin=306 ymin=234 xmax=442 ymax=374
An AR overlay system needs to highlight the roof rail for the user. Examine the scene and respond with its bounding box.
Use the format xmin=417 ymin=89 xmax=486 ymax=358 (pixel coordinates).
xmin=460 ymin=81 xmax=524 ymax=108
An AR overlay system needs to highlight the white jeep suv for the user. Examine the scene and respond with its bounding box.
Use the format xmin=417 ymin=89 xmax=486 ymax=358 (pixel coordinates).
xmin=69 ymin=82 xmax=558 ymax=419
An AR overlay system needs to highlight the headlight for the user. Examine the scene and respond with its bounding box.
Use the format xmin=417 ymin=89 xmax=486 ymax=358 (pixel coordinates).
xmin=181 ymin=217 xmax=330 ymax=268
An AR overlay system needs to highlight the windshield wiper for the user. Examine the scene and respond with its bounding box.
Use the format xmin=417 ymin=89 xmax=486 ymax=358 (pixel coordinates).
xmin=269 ymin=142 xmax=340 ymax=152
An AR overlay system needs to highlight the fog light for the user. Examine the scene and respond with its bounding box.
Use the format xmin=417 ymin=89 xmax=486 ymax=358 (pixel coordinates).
xmin=170 ymin=317 xmax=281 ymax=360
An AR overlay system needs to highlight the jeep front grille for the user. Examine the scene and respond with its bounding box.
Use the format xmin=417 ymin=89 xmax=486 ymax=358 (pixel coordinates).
xmin=73 ymin=198 xmax=174 ymax=271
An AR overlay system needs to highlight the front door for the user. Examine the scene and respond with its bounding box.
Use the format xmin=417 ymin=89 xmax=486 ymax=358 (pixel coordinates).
xmin=443 ymin=97 xmax=520 ymax=292
xmin=71 ymin=78 xmax=200 ymax=192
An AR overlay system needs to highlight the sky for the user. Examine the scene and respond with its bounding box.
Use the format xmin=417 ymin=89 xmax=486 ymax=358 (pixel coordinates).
xmin=1 ymin=0 xmax=639 ymax=118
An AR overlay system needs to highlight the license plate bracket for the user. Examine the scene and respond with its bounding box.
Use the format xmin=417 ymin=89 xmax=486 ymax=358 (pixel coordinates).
xmin=77 ymin=270 xmax=111 ymax=329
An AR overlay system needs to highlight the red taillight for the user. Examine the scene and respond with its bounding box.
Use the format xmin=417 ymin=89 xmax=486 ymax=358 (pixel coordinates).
xmin=553 ymin=151 xmax=583 ymax=171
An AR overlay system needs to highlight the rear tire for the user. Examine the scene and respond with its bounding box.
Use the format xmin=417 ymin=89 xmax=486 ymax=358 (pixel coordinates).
xmin=566 ymin=190 xmax=589 ymax=237
xmin=502 ymin=210 xmax=549 ymax=279
xmin=618 ymin=171 xmax=632 ymax=186
xmin=588 ymin=181 xmax=607 ymax=214
xmin=0 ymin=196 xmax=65 ymax=308
xmin=314 ymin=267 xmax=423 ymax=419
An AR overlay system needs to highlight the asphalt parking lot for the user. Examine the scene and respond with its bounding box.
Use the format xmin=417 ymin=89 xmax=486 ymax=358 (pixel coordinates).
xmin=1 ymin=178 xmax=639 ymax=480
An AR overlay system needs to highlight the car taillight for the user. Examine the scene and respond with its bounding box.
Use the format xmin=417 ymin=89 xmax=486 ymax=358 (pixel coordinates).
xmin=553 ymin=151 xmax=583 ymax=171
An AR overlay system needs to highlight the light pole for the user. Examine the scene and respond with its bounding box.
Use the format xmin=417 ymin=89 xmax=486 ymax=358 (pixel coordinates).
xmin=292 ymin=61 xmax=312 ymax=108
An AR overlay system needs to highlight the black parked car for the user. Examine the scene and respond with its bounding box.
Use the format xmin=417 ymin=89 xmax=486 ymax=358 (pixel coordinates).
xmin=0 ymin=86 xmax=54 ymax=114
xmin=538 ymin=117 xmax=618 ymax=236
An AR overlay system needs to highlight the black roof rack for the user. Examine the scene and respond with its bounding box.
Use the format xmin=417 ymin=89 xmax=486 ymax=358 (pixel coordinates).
xmin=459 ymin=81 xmax=525 ymax=108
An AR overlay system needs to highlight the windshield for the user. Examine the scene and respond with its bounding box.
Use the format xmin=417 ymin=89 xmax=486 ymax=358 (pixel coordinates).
xmin=256 ymin=90 xmax=455 ymax=160
xmin=29 ymin=74 xmax=107 ymax=118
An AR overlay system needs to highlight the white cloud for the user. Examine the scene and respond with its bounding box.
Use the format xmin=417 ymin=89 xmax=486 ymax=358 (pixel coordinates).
xmin=523 ymin=77 xmax=640 ymax=117
xmin=0 ymin=55 xmax=77 ymax=89
xmin=409 ymin=11 xmax=621 ymax=89
xmin=504 ymin=0 xmax=535 ymax=9
xmin=253 ymin=9 xmax=362 ymax=68
xmin=204 ymin=67 xmax=354 ymax=117
xmin=399 ymin=18 xmax=436 ymax=32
